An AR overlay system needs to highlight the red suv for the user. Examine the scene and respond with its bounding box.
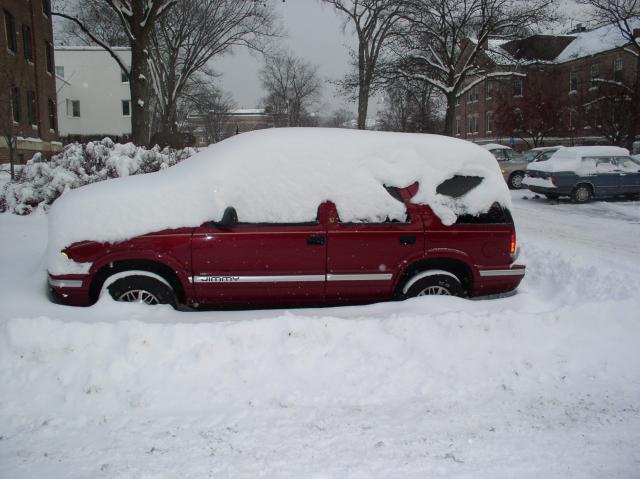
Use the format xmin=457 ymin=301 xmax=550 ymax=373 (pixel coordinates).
xmin=49 ymin=181 xmax=525 ymax=308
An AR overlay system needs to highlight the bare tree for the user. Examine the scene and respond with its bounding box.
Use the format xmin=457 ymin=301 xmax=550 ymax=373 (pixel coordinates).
xmin=53 ymin=0 xmax=177 ymax=145
xmin=180 ymin=77 xmax=236 ymax=144
xmin=147 ymin=0 xmax=277 ymax=136
xmin=378 ymin=77 xmax=441 ymax=132
xmin=320 ymin=0 xmax=406 ymax=129
xmin=394 ymin=0 xmax=555 ymax=135
xmin=0 ymin=71 xmax=19 ymax=180
xmin=260 ymin=52 xmax=322 ymax=127
xmin=576 ymin=0 xmax=640 ymax=148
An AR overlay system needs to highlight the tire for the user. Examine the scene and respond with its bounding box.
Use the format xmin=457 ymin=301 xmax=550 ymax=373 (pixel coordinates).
xmin=107 ymin=275 xmax=177 ymax=307
xmin=404 ymin=274 xmax=464 ymax=298
xmin=545 ymin=193 xmax=559 ymax=200
xmin=508 ymin=172 xmax=525 ymax=190
xmin=571 ymin=184 xmax=592 ymax=203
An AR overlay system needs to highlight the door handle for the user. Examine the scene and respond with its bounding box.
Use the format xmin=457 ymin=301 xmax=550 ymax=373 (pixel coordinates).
xmin=400 ymin=235 xmax=416 ymax=245
xmin=307 ymin=236 xmax=325 ymax=245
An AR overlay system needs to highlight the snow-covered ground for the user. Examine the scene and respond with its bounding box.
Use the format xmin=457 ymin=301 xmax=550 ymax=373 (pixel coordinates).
xmin=1 ymin=192 xmax=639 ymax=478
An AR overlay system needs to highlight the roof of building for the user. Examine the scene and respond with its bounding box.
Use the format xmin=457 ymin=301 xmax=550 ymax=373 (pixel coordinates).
xmin=485 ymin=20 xmax=639 ymax=66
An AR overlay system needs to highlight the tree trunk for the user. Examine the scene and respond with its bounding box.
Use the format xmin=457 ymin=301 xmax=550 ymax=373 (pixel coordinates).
xmin=443 ymin=93 xmax=457 ymax=136
xmin=9 ymin=144 xmax=15 ymax=180
xmin=129 ymin=43 xmax=150 ymax=145
xmin=357 ymin=82 xmax=370 ymax=130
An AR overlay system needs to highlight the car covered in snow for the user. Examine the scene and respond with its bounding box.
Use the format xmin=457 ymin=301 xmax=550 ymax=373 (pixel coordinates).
xmin=523 ymin=146 xmax=640 ymax=202
xmin=47 ymin=129 xmax=525 ymax=308
xmin=480 ymin=143 xmax=528 ymax=189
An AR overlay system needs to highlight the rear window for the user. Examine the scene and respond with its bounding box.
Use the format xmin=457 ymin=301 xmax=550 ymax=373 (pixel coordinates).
xmin=436 ymin=175 xmax=483 ymax=198
xmin=455 ymin=203 xmax=513 ymax=225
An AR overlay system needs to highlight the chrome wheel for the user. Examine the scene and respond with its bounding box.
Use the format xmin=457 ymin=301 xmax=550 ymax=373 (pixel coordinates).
xmin=117 ymin=289 xmax=160 ymax=305
xmin=417 ymin=285 xmax=451 ymax=296
xmin=509 ymin=173 xmax=524 ymax=189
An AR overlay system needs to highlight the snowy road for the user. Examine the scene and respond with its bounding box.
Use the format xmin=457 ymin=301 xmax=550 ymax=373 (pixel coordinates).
xmin=1 ymin=192 xmax=640 ymax=478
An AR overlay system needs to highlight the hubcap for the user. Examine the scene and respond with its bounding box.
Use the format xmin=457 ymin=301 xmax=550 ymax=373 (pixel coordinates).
xmin=576 ymin=188 xmax=589 ymax=202
xmin=512 ymin=174 xmax=523 ymax=188
xmin=417 ymin=285 xmax=451 ymax=296
xmin=117 ymin=289 xmax=160 ymax=305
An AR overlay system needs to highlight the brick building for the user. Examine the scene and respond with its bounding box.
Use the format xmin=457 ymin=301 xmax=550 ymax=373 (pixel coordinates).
xmin=0 ymin=0 xmax=60 ymax=164
xmin=189 ymin=109 xmax=288 ymax=146
xmin=454 ymin=22 xmax=640 ymax=149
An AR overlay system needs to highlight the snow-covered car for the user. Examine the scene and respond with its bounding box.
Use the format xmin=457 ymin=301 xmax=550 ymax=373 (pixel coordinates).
xmin=47 ymin=129 xmax=525 ymax=308
xmin=523 ymin=146 xmax=640 ymax=202
xmin=480 ymin=143 xmax=528 ymax=189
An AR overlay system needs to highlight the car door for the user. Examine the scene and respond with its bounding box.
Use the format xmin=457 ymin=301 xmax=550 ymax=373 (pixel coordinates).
xmin=588 ymin=157 xmax=620 ymax=197
xmin=325 ymin=192 xmax=423 ymax=303
xmin=191 ymin=208 xmax=327 ymax=305
xmin=614 ymin=156 xmax=640 ymax=194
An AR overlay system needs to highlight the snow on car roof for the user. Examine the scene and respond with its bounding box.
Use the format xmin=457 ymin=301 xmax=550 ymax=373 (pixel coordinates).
xmin=47 ymin=128 xmax=510 ymax=274
xmin=527 ymin=146 xmax=630 ymax=173
xmin=480 ymin=143 xmax=512 ymax=150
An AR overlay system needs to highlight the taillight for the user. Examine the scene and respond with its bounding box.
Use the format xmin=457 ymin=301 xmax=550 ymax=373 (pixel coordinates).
xmin=550 ymin=176 xmax=557 ymax=186
xmin=510 ymin=231 xmax=516 ymax=256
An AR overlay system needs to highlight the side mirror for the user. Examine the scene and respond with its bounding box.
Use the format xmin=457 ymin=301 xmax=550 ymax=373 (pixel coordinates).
xmin=217 ymin=206 xmax=238 ymax=228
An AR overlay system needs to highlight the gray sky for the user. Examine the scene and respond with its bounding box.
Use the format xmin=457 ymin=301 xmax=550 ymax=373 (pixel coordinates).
xmin=214 ymin=1 xmax=365 ymax=115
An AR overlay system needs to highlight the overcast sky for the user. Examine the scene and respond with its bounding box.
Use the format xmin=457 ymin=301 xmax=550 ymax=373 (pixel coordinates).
xmin=214 ymin=1 xmax=364 ymax=115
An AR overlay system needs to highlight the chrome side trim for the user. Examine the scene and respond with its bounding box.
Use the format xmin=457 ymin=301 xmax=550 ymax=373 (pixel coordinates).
xmin=479 ymin=269 xmax=526 ymax=277
xmin=326 ymin=273 xmax=393 ymax=281
xmin=193 ymin=274 xmax=325 ymax=283
xmin=49 ymin=278 xmax=84 ymax=288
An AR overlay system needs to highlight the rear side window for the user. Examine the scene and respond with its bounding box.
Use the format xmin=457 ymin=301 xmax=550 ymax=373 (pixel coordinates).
xmin=455 ymin=203 xmax=513 ymax=225
xmin=436 ymin=175 xmax=483 ymax=198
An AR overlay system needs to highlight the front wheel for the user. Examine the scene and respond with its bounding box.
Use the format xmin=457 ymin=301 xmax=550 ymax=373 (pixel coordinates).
xmin=508 ymin=172 xmax=525 ymax=189
xmin=571 ymin=185 xmax=592 ymax=203
xmin=107 ymin=275 xmax=177 ymax=307
xmin=404 ymin=274 xmax=464 ymax=298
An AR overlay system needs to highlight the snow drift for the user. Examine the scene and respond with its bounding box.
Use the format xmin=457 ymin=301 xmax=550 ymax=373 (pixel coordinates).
xmin=47 ymin=128 xmax=509 ymax=274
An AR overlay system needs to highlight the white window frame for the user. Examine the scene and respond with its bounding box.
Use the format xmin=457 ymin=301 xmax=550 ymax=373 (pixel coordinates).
xmin=66 ymin=99 xmax=80 ymax=118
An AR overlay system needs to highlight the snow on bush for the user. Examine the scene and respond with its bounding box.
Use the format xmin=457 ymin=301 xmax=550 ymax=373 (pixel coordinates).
xmin=47 ymin=128 xmax=510 ymax=275
xmin=0 ymin=138 xmax=194 ymax=215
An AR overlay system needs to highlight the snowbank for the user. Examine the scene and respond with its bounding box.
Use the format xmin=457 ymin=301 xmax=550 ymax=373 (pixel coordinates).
xmin=47 ymin=128 xmax=510 ymax=274
xmin=0 ymin=138 xmax=194 ymax=215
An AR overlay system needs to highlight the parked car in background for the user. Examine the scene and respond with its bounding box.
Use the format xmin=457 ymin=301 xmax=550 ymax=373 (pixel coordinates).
xmin=47 ymin=129 xmax=525 ymax=309
xmin=523 ymin=146 xmax=640 ymax=202
xmin=480 ymin=144 xmax=528 ymax=189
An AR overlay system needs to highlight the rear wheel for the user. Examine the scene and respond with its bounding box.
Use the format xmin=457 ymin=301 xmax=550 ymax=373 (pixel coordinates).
xmin=508 ymin=172 xmax=525 ymax=189
xmin=404 ymin=274 xmax=463 ymax=298
xmin=107 ymin=275 xmax=177 ymax=307
xmin=571 ymin=184 xmax=592 ymax=203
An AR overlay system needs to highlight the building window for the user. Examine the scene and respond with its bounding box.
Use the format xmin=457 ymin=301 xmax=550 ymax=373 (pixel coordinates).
xmin=590 ymin=64 xmax=600 ymax=88
xmin=569 ymin=110 xmax=576 ymax=129
xmin=121 ymin=99 xmax=131 ymax=117
xmin=11 ymin=86 xmax=21 ymax=123
xmin=66 ymin=99 xmax=81 ymax=118
xmin=513 ymin=78 xmax=523 ymax=97
xmin=121 ymin=69 xmax=129 ymax=83
xmin=569 ymin=71 xmax=578 ymax=92
xmin=485 ymin=80 xmax=493 ymax=100
xmin=55 ymin=65 xmax=64 ymax=78
xmin=455 ymin=116 xmax=461 ymax=135
xmin=455 ymin=95 xmax=460 ymax=106
xmin=4 ymin=10 xmax=17 ymax=53
xmin=26 ymin=90 xmax=36 ymax=126
xmin=467 ymin=114 xmax=479 ymax=134
xmin=48 ymin=98 xmax=56 ymax=131
xmin=486 ymin=111 xmax=494 ymax=133
xmin=42 ymin=0 xmax=51 ymax=17
xmin=614 ymin=58 xmax=624 ymax=82
xmin=22 ymin=24 xmax=32 ymax=62
xmin=45 ymin=42 xmax=53 ymax=74
xmin=468 ymin=86 xmax=479 ymax=103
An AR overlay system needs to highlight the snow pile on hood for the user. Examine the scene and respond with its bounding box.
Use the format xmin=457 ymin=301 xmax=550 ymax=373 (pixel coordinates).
xmin=47 ymin=128 xmax=510 ymax=274
xmin=527 ymin=146 xmax=630 ymax=173
xmin=0 ymin=138 xmax=194 ymax=215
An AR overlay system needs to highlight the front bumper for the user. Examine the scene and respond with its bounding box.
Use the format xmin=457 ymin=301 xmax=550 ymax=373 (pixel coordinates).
xmin=48 ymin=273 xmax=92 ymax=306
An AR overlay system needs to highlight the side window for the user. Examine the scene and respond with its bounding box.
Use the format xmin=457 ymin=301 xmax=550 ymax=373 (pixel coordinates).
xmin=614 ymin=157 xmax=640 ymax=172
xmin=337 ymin=185 xmax=410 ymax=224
xmin=436 ymin=175 xmax=483 ymax=198
xmin=455 ymin=203 xmax=513 ymax=225
xmin=594 ymin=157 xmax=616 ymax=172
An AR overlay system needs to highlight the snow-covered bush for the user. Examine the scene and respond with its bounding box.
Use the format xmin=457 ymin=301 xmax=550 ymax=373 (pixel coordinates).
xmin=0 ymin=138 xmax=195 ymax=214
